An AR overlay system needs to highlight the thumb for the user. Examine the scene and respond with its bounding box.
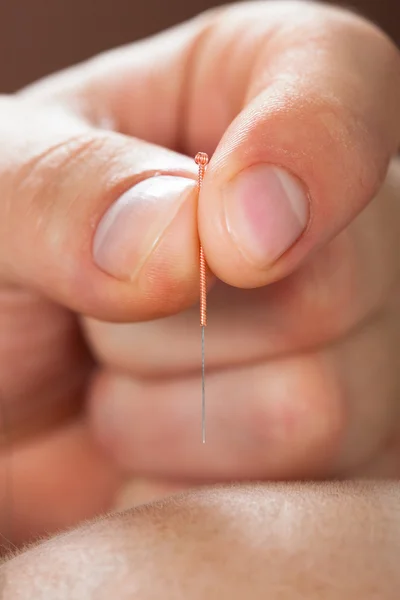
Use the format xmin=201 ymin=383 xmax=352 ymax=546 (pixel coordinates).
xmin=0 ymin=98 xmax=199 ymax=321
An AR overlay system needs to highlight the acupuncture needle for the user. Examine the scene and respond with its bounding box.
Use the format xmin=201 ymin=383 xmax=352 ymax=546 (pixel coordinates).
xmin=195 ymin=152 xmax=209 ymax=444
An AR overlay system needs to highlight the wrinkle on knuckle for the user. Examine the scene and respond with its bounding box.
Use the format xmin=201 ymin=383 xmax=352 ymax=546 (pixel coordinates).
xmin=14 ymin=132 xmax=108 ymax=205
xmin=10 ymin=132 xmax=117 ymax=256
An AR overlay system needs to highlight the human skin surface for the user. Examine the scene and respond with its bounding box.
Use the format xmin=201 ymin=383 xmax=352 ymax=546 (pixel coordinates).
xmin=2 ymin=482 xmax=400 ymax=599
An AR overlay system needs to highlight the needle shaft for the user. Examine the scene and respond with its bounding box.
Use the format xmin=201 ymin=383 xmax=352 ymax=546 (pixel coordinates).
xmin=201 ymin=325 xmax=206 ymax=444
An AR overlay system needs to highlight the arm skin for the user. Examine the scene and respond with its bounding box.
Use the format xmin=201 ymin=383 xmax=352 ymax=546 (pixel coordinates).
xmin=2 ymin=482 xmax=400 ymax=599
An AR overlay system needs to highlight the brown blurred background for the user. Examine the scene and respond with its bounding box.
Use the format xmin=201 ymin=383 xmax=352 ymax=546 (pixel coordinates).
xmin=0 ymin=0 xmax=398 ymax=93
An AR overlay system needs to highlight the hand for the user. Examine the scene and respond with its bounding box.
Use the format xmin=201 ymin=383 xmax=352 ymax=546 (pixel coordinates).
xmin=1 ymin=1 xmax=400 ymax=546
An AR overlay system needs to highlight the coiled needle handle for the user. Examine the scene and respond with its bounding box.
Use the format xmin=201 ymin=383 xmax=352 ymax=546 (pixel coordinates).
xmin=195 ymin=152 xmax=209 ymax=444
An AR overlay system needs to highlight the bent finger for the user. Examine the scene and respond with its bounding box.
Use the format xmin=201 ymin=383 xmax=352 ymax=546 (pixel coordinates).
xmin=89 ymin=305 xmax=397 ymax=480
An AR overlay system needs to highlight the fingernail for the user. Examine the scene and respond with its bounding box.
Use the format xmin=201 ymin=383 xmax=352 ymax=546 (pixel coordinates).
xmin=93 ymin=176 xmax=195 ymax=280
xmin=224 ymin=164 xmax=309 ymax=266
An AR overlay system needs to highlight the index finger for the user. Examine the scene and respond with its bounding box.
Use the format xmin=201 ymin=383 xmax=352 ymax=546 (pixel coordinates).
xmin=198 ymin=2 xmax=400 ymax=286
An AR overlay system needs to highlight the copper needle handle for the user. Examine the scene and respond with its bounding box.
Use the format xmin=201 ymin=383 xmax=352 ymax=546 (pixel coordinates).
xmin=195 ymin=151 xmax=209 ymax=443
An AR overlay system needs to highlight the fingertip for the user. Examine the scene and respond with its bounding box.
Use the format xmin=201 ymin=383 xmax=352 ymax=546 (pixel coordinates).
xmin=200 ymin=79 xmax=393 ymax=288
xmin=135 ymin=179 xmax=201 ymax=316
xmin=77 ymin=176 xmax=201 ymax=322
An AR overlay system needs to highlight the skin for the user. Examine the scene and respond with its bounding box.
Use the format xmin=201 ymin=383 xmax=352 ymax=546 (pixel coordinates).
xmin=1 ymin=0 xmax=400 ymax=554
xmin=2 ymin=482 xmax=400 ymax=599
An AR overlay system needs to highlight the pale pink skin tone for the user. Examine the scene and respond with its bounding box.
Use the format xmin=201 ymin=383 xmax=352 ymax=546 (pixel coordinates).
xmin=1 ymin=0 xmax=400 ymax=551
xmin=2 ymin=483 xmax=400 ymax=599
